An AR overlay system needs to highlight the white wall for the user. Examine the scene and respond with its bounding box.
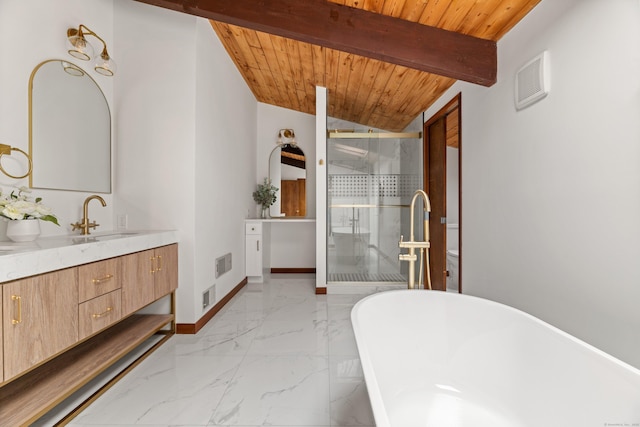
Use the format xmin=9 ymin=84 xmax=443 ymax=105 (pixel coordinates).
xmin=114 ymin=1 xmax=197 ymax=323
xmin=316 ymin=87 xmax=328 ymax=287
xmin=0 ymin=0 xmax=115 ymax=238
xmin=256 ymin=102 xmax=316 ymax=269
xmin=194 ymin=19 xmax=257 ymax=312
xmin=424 ymin=0 xmax=640 ymax=368
xmin=114 ymin=2 xmax=257 ymax=323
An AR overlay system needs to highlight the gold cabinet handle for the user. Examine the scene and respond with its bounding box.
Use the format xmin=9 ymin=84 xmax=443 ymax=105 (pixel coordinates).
xmin=92 ymin=274 xmax=114 ymax=284
xmin=11 ymin=295 xmax=22 ymax=324
xmin=150 ymin=255 xmax=163 ymax=273
xmin=92 ymin=307 xmax=113 ymax=319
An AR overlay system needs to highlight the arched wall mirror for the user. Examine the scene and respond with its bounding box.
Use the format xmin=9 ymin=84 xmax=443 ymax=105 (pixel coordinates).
xmin=29 ymin=59 xmax=111 ymax=193
xmin=269 ymin=144 xmax=306 ymax=217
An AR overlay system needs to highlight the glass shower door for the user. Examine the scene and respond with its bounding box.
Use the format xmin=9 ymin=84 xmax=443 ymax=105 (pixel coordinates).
xmin=326 ymin=130 xmax=422 ymax=284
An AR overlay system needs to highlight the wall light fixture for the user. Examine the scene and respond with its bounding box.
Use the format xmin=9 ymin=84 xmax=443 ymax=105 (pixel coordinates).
xmin=277 ymin=129 xmax=296 ymax=146
xmin=67 ymin=24 xmax=117 ymax=76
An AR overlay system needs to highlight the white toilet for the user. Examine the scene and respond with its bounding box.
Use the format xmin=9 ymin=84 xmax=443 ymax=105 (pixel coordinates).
xmin=446 ymin=224 xmax=459 ymax=292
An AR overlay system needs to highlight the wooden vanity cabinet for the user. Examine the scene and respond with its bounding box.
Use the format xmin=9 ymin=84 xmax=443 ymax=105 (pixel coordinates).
xmin=153 ymin=244 xmax=178 ymax=300
xmin=2 ymin=268 xmax=78 ymax=381
xmin=121 ymin=244 xmax=178 ymax=316
xmin=0 ymin=241 xmax=178 ymax=426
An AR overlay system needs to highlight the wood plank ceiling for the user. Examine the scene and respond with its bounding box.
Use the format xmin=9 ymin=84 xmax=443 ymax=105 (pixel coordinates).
xmin=211 ymin=0 xmax=541 ymax=131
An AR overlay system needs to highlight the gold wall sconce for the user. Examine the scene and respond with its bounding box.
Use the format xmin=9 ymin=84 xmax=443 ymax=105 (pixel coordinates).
xmin=0 ymin=143 xmax=33 ymax=179
xmin=61 ymin=61 xmax=86 ymax=77
xmin=67 ymin=24 xmax=117 ymax=76
xmin=277 ymin=129 xmax=297 ymax=146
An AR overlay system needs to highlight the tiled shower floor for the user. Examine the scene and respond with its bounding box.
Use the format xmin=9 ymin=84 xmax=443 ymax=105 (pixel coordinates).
xmin=68 ymin=274 xmax=376 ymax=427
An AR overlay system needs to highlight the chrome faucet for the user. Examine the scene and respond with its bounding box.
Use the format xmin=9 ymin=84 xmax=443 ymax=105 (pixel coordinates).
xmin=71 ymin=195 xmax=107 ymax=235
xmin=399 ymin=190 xmax=432 ymax=290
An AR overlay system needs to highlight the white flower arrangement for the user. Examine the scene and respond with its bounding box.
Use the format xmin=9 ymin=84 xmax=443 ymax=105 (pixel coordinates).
xmin=0 ymin=187 xmax=59 ymax=225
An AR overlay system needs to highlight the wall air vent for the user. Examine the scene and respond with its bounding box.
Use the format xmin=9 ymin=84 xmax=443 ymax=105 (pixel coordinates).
xmin=515 ymin=51 xmax=550 ymax=110
xmin=215 ymin=253 xmax=232 ymax=278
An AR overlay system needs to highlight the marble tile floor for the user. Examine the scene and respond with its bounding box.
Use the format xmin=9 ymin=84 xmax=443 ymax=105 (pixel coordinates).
xmin=69 ymin=274 xmax=376 ymax=427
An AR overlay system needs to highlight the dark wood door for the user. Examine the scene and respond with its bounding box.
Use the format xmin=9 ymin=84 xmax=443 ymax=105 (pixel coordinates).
xmin=281 ymin=179 xmax=306 ymax=217
xmin=424 ymin=117 xmax=447 ymax=291
xmin=297 ymin=178 xmax=306 ymax=216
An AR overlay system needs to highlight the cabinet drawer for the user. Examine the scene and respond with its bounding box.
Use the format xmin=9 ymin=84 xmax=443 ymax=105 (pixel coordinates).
xmin=78 ymin=289 xmax=122 ymax=340
xmin=245 ymin=222 xmax=262 ymax=235
xmin=78 ymin=258 xmax=121 ymax=303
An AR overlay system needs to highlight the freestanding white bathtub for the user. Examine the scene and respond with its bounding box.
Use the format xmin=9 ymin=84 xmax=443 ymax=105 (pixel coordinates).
xmin=351 ymin=290 xmax=640 ymax=427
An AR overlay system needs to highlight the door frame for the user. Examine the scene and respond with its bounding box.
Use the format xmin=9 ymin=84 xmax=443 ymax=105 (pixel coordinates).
xmin=424 ymin=93 xmax=462 ymax=293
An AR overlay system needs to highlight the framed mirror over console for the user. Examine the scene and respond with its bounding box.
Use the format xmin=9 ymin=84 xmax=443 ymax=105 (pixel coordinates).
xmin=28 ymin=59 xmax=111 ymax=193
xmin=268 ymin=129 xmax=306 ymax=218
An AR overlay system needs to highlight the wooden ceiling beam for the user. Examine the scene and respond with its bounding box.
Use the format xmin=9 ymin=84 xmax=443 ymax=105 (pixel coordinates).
xmin=134 ymin=0 xmax=497 ymax=86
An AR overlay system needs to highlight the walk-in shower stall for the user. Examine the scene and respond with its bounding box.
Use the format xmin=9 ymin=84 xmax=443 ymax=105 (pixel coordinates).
xmin=326 ymin=117 xmax=423 ymax=285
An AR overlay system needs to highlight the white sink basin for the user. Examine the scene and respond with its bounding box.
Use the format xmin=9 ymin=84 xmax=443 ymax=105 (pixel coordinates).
xmin=72 ymin=232 xmax=139 ymax=244
xmin=95 ymin=232 xmax=139 ymax=240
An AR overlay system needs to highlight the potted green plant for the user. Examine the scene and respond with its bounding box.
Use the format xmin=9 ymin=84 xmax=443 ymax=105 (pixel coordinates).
xmin=252 ymin=178 xmax=278 ymax=218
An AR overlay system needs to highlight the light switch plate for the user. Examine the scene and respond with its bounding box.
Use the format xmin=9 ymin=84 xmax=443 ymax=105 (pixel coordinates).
xmin=116 ymin=214 xmax=128 ymax=230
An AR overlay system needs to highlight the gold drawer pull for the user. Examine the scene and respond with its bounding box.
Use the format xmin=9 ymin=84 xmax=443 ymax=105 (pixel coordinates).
xmin=92 ymin=307 xmax=113 ymax=319
xmin=92 ymin=274 xmax=114 ymax=284
xmin=156 ymin=255 xmax=162 ymax=272
xmin=150 ymin=256 xmax=156 ymax=273
xmin=11 ymin=295 xmax=22 ymax=324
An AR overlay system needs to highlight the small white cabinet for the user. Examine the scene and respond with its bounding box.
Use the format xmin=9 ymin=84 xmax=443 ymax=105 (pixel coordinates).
xmin=245 ymin=221 xmax=269 ymax=282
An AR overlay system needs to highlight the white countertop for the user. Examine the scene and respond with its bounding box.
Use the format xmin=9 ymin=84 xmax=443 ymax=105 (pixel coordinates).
xmin=0 ymin=230 xmax=178 ymax=283
xmin=245 ymin=218 xmax=316 ymax=223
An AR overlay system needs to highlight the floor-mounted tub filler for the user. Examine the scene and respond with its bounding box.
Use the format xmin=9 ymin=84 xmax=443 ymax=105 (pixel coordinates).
xmin=351 ymin=290 xmax=640 ymax=427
